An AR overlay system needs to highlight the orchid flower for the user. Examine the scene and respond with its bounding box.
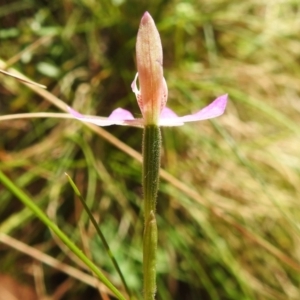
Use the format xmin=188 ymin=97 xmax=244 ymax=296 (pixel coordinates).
xmin=68 ymin=12 xmax=227 ymax=128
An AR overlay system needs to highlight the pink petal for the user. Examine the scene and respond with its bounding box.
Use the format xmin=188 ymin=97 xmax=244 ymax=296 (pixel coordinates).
xmin=158 ymin=94 xmax=228 ymax=126
xmin=179 ymin=94 xmax=228 ymax=123
xmin=108 ymin=108 xmax=134 ymax=120
xmin=68 ymin=107 xmax=85 ymax=118
xmin=159 ymin=107 xmax=184 ymax=126
xmin=160 ymin=107 xmax=179 ymax=118
xmin=67 ymin=106 xmax=137 ymax=126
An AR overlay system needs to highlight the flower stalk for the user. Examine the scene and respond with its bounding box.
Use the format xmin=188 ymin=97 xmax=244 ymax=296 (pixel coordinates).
xmin=143 ymin=210 xmax=158 ymax=300
xmin=142 ymin=124 xmax=161 ymax=299
xmin=142 ymin=125 xmax=161 ymax=217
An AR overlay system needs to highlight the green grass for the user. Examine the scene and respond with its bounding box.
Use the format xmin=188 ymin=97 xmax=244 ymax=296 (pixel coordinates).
xmin=1 ymin=0 xmax=300 ymax=299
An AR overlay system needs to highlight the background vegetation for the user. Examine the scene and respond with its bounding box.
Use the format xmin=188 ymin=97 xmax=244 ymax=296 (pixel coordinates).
xmin=1 ymin=0 xmax=300 ymax=299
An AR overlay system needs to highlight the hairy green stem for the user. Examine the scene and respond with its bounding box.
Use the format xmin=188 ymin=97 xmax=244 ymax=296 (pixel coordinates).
xmin=142 ymin=125 xmax=161 ymax=299
xmin=143 ymin=211 xmax=158 ymax=300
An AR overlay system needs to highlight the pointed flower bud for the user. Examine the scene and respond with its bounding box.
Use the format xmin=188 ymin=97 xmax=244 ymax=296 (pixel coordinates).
xmin=135 ymin=12 xmax=165 ymax=125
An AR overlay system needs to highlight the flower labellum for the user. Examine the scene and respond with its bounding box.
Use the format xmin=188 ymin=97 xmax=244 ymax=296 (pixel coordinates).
xmin=67 ymin=12 xmax=228 ymax=127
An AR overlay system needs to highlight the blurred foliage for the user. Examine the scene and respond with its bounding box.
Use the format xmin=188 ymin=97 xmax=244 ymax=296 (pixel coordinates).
xmin=1 ymin=0 xmax=300 ymax=299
